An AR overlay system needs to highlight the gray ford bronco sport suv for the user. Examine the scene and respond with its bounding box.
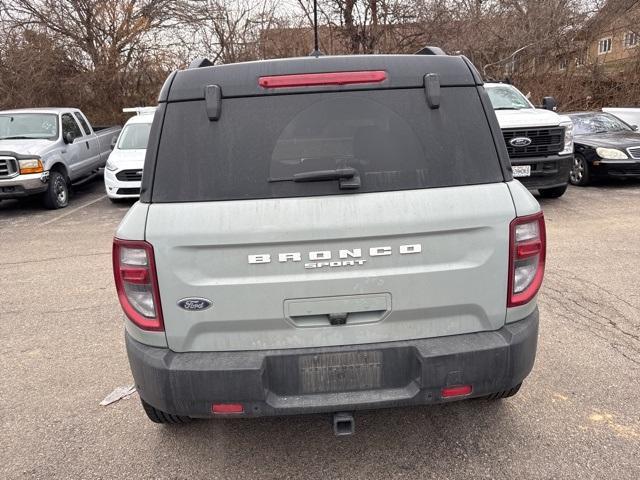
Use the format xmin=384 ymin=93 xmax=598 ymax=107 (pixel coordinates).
xmin=114 ymin=51 xmax=545 ymax=434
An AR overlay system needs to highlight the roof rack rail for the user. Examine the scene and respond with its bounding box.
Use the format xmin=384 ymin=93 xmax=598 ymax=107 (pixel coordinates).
xmin=123 ymin=107 xmax=157 ymax=116
xmin=188 ymin=58 xmax=214 ymax=69
xmin=415 ymin=46 xmax=447 ymax=56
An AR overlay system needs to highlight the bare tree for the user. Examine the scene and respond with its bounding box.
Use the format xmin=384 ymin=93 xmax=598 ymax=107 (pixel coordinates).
xmin=179 ymin=0 xmax=280 ymax=64
xmin=1 ymin=0 xmax=188 ymax=121
xmin=1 ymin=0 xmax=639 ymax=119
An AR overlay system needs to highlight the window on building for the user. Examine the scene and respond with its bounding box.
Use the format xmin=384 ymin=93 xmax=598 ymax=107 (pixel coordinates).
xmin=559 ymin=58 xmax=568 ymax=71
xmin=624 ymin=31 xmax=638 ymax=49
xmin=598 ymin=37 xmax=612 ymax=54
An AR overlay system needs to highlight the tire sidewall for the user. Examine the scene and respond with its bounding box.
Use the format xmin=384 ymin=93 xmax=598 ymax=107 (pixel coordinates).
xmin=44 ymin=171 xmax=69 ymax=209
xmin=570 ymin=155 xmax=589 ymax=186
xmin=539 ymin=184 xmax=568 ymax=198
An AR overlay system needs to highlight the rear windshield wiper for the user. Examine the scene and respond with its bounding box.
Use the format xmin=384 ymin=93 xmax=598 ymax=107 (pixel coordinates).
xmin=494 ymin=107 xmax=522 ymax=111
xmin=270 ymin=168 xmax=361 ymax=189
xmin=292 ymin=168 xmax=357 ymax=182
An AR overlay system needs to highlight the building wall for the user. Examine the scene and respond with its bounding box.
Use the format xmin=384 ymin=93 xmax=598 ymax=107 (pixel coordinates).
xmin=587 ymin=7 xmax=639 ymax=66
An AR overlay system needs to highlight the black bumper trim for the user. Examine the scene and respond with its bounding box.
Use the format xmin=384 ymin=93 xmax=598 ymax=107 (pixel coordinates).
xmin=0 ymin=184 xmax=47 ymax=198
xmin=591 ymin=162 xmax=640 ymax=178
xmin=126 ymin=309 xmax=539 ymax=418
xmin=511 ymin=154 xmax=572 ymax=190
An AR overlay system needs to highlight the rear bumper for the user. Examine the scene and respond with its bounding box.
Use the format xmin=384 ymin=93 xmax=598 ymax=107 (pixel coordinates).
xmin=0 ymin=173 xmax=48 ymax=198
xmin=127 ymin=309 xmax=539 ymax=418
xmin=512 ymin=154 xmax=572 ymax=190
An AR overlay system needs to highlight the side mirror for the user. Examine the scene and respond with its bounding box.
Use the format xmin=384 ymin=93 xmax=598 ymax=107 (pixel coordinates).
xmin=632 ymin=125 xmax=638 ymax=131
xmin=542 ymin=96 xmax=557 ymax=111
xmin=63 ymin=132 xmax=75 ymax=144
xmin=110 ymin=137 xmax=117 ymax=150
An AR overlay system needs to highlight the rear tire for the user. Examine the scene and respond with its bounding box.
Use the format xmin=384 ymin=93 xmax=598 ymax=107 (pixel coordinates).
xmin=42 ymin=171 xmax=69 ymax=209
xmin=538 ymin=184 xmax=567 ymax=198
xmin=140 ymin=398 xmax=192 ymax=424
xmin=485 ymin=382 xmax=522 ymax=400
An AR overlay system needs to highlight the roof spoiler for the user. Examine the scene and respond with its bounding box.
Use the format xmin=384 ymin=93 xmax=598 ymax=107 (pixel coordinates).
xmin=123 ymin=107 xmax=157 ymax=116
xmin=415 ymin=46 xmax=447 ymax=56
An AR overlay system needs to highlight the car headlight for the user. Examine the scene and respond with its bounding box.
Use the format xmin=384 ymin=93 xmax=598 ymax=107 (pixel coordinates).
xmin=596 ymin=147 xmax=628 ymax=160
xmin=18 ymin=158 xmax=44 ymax=174
xmin=559 ymin=120 xmax=574 ymax=155
xmin=105 ymin=160 xmax=118 ymax=171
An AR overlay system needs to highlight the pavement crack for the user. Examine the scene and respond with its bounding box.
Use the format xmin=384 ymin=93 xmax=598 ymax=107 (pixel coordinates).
xmin=0 ymin=303 xmax=114 ymax=317
xmin=0 ymin=251 xmax=110 ymax=267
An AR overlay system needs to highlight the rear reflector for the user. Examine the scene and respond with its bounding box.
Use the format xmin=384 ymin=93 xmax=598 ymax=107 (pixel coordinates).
xmin=441 ymin=385 xmax=473 ymax=398
xmin=259 ymin=71 xmax=387 ymax=89
xmin=212 ymin=403 xmax=244 ymax=415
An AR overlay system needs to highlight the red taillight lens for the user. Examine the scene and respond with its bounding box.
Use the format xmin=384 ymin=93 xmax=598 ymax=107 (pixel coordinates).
xmin=113 ymin=238 xmax=164 ymax=331
xmin=212 ymin=403 xmax=244 ymax=415
xmin=259 ymin=70 xmax=387 ymax=89
xmin=508 ymin=212 xmax=546 ymax=307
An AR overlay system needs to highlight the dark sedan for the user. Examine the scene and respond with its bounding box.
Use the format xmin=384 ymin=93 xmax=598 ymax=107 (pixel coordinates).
xmin=566 ymin=112 xmax=640 ymax=185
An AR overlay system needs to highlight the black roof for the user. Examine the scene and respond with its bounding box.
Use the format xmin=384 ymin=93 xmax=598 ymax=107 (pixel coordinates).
xmin=159 ymin=54 xmax=483 ymax=102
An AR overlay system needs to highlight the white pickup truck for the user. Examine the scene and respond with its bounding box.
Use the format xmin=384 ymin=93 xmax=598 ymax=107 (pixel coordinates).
xmin=485 ymin=83 xmax=574 ymax=198
xmin=0 ymin=108 xmax=121 ymax=209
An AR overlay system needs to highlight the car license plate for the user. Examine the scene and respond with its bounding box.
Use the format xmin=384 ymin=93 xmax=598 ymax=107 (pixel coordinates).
xmin=299 ymin=351 xmax=382 ymax=394
xmin=512 ymin=165 xmax=531 ymax=177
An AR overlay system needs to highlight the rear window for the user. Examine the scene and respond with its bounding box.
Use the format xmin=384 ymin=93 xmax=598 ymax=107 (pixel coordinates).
xmin=152 ymin=88 xmax=503 ymax=202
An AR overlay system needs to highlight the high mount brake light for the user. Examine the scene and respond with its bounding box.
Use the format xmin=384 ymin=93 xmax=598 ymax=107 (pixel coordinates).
xmin=258 ymin=71 xmax=387 ymax=89
xmin=508 ymin=212 xmax=546 ymax=307
xmin=113 ymin=238 xmax=164 ymax=331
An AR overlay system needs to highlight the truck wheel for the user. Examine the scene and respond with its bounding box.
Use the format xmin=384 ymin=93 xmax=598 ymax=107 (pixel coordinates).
xmin=485 ymin=382 xmax=522 ymax=400
xmin=569 ymin=155 xmax=590 ymax=186
xmin=42 ymin=171 xmax=69 ymax=209
xmin=140 ymin=398 xmax=192 ymax=424
xmin=538 ymin=184 xmax=567 ymax=198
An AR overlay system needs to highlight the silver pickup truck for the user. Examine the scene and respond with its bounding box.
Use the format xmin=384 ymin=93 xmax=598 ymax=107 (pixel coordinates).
xmin=0 ymin=108 xmax=121 ymax=209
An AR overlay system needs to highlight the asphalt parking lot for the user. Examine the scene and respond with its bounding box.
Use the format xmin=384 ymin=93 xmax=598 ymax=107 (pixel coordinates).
xmin=1 ymin=178 xmax=639 ymax=479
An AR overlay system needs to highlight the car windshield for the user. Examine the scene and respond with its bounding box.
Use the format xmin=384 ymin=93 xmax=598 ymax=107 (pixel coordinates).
xmin=118 ymin=123 xmax=151 ymax=150
xmin=570 ymin=113 xmax=633 ymax=135
xmin=0 ymin=113 xmax=59 ymax=140
xmin=486 ymin=86 xmax=532 ymax=110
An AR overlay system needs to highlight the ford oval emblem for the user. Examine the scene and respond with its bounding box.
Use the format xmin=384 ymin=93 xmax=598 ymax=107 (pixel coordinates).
xmin=177 ymin=297 xmax=213 ymax=311
xmin=510 ymin=137 xmax=532 ymax=147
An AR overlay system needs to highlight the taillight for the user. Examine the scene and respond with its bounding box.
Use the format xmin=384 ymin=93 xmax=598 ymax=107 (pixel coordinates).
xmin=113 ymin=238 xmax=164 ymax=331
xmin=258 ymin=70 xmax=387 ymax=89
xmin=508 ymin=212 xmax=546 ymax=307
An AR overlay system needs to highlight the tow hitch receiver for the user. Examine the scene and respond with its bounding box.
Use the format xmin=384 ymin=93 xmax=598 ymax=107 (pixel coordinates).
xmin=333 ymin=412 xmax=355 ymax=436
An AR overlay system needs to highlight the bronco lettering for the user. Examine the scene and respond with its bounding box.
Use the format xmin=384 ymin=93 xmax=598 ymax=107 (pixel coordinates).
xmin=248 ymin=244 xmax=422 ymax=267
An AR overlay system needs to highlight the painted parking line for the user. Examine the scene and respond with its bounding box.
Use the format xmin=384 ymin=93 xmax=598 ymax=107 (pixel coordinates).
xmin=41 ymin=194 xmax=107 ymax=226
